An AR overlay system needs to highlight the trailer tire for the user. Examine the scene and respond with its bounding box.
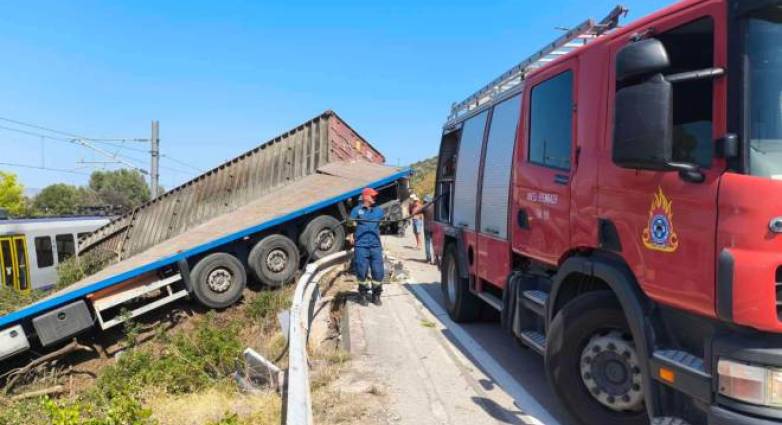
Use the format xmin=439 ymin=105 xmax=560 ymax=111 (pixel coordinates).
xmin=545 ymin=291 xmax=647 ymax=425
xmin=299 ymin=215 xmax=345 ymax=260
xmin=441 ymin=243 xmax=480 ymax=322
xmin=190 ymin=253 xmax=246 ymax=309
xmin=249 ymin=234 xmax=300 ymax=287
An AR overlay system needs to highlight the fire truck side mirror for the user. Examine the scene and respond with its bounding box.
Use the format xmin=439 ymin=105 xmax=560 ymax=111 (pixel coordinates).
xmin=616 ymin=38 xmax=670 ymax=82
xmin=613 ymin=74 xmax=674 ymax=171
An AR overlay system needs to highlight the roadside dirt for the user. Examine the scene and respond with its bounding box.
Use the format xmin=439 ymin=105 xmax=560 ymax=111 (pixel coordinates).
xmin=309 ymin=267 xmax=391 ymax=425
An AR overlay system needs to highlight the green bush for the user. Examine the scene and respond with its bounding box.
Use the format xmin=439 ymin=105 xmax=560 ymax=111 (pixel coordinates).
xmin=245 ymin=289 xmax=291 ymax=321
xmin=0 ymin=399 xmax=49 ymax=425
xmin=56 ymin=250 xmax=114 ymax=289
xmin=98 ymin=313 xmax=243 ymax=395
xmin=42 ymin=395 xmax=155 ymax=425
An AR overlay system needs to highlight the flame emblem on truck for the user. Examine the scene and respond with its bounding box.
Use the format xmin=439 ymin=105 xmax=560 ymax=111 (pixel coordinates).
xmin=642 ymin=187 xmax=679 ymax=253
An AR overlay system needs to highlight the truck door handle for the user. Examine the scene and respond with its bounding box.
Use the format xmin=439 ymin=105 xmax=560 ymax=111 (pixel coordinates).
xmin=517 ymin=210 xmax=530 ymax=229
xmin=554 ymin=174 xmax=569 ymax=185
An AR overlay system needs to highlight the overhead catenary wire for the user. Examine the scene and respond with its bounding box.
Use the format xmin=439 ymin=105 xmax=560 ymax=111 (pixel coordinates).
xmin=0 ymin=123 xmax=147 ymax=174
xmin=0 ymin=116 xmax=202 ymax=180
xmin=0 ymin=161 xmax=91 ymax=176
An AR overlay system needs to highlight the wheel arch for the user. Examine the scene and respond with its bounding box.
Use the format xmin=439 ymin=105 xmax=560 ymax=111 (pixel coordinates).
xmin=547 ymin=250 xmax=661 ymax=418
xmin=442 ymin=228 xmax=469 ymax=280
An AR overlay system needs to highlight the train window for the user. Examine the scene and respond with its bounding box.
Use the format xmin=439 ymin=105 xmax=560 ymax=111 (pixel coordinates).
xmin=56 ymin=234 xmax=75 ymax=262
xmin=35 ymin=236 xmax=54 ymax=268
xmin=0 ymin=239 xmax=12 ymax=288
xmin=78 ymin=232 xmax=90 ymax=240
xmin=15 ymin=238 xmax=29 ymax=291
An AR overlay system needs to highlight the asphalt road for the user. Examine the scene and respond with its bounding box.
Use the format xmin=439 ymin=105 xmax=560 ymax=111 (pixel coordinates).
xmin=383 ymin=233 xmax=579 ymax=425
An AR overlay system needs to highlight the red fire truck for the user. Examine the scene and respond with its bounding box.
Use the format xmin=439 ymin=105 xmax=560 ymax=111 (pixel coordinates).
xmin=430 ymin=1 xmax=782 ymax=424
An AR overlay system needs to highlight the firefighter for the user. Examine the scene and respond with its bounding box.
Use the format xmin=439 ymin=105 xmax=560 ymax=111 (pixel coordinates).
xmin=350 ymin=187 xmax=385 ymax=306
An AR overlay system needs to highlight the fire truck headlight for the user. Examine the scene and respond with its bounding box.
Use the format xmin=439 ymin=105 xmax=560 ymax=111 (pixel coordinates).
xmin=718 ymin=359 xmax=782 ymax=408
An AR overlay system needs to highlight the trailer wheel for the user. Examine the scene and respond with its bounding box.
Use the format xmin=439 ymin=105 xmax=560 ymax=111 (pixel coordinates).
xmin=440 ymin=244 xmax=480 ymax=322
xmin=249 ymin=234 xmax=300 ymax=287
xmin=545 ymin=291 xmax=647 ymax=425
xmin=299 ymin=215 xmax=345 ymax=260
xmin=190 ymin=253 xmax=246 ymax=309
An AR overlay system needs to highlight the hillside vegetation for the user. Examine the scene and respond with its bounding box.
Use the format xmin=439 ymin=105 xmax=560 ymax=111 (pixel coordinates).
xmin=409 ymin=156 xmax=437 ymax=198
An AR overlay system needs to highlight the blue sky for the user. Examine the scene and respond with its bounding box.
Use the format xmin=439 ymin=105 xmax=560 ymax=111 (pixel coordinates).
xmin=0 ymin=0 xmax=672 ymax=192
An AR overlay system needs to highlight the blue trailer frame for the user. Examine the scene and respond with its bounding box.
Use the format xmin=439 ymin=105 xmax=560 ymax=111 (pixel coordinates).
xmin=0 ymin=169 xmax=410 ymax=330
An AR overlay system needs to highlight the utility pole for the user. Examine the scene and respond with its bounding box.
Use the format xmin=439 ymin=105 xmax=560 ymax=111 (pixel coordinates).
xmin=150 ymin=120 xmax=160 ymax=199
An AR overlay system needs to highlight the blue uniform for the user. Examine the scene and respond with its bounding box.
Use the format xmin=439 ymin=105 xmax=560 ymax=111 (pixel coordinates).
xmin=350 ymin=205 xmax=385 ymax=283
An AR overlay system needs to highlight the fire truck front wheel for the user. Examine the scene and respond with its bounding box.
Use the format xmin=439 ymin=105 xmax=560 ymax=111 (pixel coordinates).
xmin=545 ymin=291 xmax=647 ymax=425
xmin=190 ymin=252 xmax=247 ymax=309
xmin=440 ymin=244 xmax=480 ymax=322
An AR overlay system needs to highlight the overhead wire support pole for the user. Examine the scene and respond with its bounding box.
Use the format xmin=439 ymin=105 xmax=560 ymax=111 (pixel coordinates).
xmin=150 ymin=121 xmax=160 ymax=199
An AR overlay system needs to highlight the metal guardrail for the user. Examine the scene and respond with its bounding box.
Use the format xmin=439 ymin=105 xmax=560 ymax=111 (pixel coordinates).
xmin=286 ymin=250 xmax=350 ymax=425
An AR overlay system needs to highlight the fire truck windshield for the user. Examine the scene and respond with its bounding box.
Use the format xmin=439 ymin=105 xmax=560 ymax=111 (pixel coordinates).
xmin=744 ymin=4 xmax=782 ymax=179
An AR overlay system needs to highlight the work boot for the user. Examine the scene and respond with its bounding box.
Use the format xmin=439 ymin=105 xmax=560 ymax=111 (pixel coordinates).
xmin=371 ymin=284 xmax=382 ymax=306
xmin=357 ymin=283 xmax=369 ymax=306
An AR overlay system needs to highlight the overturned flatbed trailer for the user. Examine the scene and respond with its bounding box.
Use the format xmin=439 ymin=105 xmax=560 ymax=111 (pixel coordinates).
xmin=0 ymin=110 xmax=409 ymax=359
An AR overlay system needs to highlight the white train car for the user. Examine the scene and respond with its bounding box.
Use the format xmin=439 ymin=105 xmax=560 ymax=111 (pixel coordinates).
xmin=0 ymin=217 xmax=110 ymax=292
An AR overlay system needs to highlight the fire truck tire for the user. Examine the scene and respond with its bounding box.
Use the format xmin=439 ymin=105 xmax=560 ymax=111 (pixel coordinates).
xmin=190 ymin=252 xmax=247 ymax=309
xmin=441 ymin=244 xmax=480 ymax=322
xmin=545 ymin=291 xmax=647 ymax=425
xmin=249 ymin=234 xmax=300 ymax=288
xmin=299 ymin=215 xmax=345 ymax=260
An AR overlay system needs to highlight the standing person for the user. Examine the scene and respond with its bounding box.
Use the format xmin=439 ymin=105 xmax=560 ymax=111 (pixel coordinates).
xmin=422 ymin=194 xmax=435 ymax=264
xmin=350 ymin=187 xmax=385 ymax=306
xmin=408 ymin=194 xmax=424 ymax=250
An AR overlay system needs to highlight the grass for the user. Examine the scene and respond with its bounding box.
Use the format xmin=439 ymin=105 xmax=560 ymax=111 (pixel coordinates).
xmin=245 ymin=288 xmax=292 ymax=322
xmin=419 ymin=319 xmax=436 ymax=328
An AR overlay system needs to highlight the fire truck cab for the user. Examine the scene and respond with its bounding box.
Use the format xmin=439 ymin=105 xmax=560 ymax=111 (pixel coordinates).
xmin=431 ymin=1 xmax=782 ymax=424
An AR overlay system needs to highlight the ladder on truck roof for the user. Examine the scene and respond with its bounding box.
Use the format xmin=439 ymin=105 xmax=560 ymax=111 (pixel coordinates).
xmin=447 ymin=5 xmax=628 ymax=124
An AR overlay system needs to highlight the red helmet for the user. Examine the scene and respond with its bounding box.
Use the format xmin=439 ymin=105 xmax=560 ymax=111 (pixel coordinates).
xmin=361 ymin=187 xmax=379 ymax=199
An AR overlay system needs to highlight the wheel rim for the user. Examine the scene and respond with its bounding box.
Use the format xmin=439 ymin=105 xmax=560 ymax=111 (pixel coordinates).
xmin=315 ymin=229 xmax=335 ymax=252
xmin=446 ymin=257 xmax=457 ymax=305
xmin=580 ymin=330 xmax=644 ymax=412
xmin=207 ymin=267 xmax=233 ymax=293
xmin=266 ymin=248 xmax=288 ymax=273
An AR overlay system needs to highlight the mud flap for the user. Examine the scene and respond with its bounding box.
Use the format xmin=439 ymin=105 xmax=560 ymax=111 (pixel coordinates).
xmin=501 ymin=272 xmax=520 ymax=331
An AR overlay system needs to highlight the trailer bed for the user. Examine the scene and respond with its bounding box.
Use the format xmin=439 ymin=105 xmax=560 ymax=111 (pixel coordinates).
xmin=0 ymin=161 xmax=408 ymax=328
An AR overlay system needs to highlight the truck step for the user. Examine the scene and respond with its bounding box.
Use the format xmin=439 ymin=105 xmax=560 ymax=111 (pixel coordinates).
xmin=521 ymin=290 xmax=548 ymax=317
xmin=476 ymin=291 xmax=503 ymax=311
xmin=520 ymin=330 xmax=546 ymax=355
xmin=653 ymin=349 xmax=709 ymax=377
xmin=651 ymin=418 xmax=691 ymax=425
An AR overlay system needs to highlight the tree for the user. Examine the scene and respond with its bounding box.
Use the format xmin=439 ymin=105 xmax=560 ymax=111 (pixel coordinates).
xmin=33 ymin=184 xmax=84 ymax=215
xmin=89 ymin=169 xmax=150 ymax=212
xmin=0 ymin=171 xmax=26 ymax=216
xmin=409 ymin=156 xmax=437 ymax=197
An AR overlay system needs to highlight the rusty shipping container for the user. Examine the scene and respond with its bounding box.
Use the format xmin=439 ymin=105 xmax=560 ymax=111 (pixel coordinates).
xmin=80 ymin=110 xmax=384 ymax=261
